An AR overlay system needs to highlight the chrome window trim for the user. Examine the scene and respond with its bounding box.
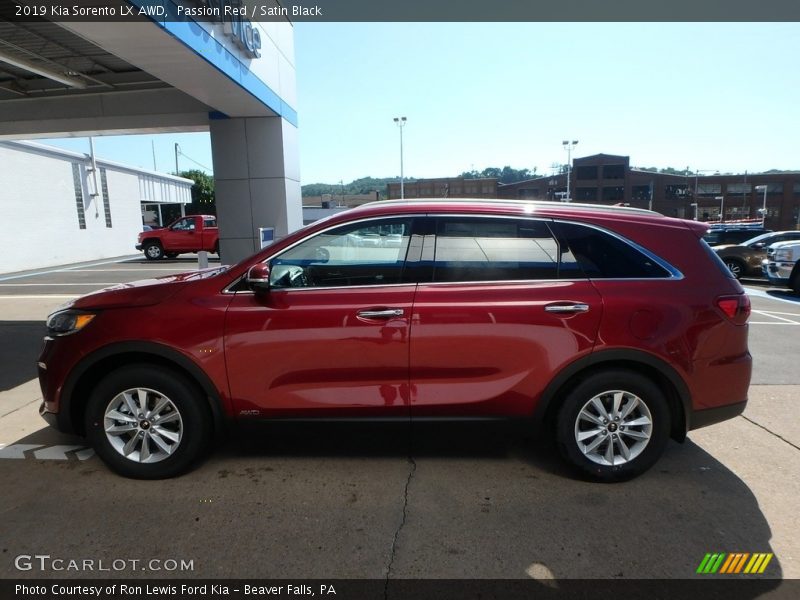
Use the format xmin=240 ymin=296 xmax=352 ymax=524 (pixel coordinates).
xmin=222 ymin=211 xmax=684 ymax=293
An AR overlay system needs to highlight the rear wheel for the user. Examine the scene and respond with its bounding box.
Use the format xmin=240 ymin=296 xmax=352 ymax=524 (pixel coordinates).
xmin=85 ymin=365 xmax=212 ymax=479
xmin=724 ymin=258 xmax=744 ymax=279
xmin=556 ymin=370 xmax=670 ymax=482
xmin=143 ymin=241 xmax=164 ymax=260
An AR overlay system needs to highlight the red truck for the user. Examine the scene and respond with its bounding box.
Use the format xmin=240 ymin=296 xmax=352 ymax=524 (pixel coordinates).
xmin=136 ymin=215 xmax=219 ymax=260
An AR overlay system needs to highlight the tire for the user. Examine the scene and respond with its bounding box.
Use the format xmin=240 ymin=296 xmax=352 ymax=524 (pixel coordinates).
xmin=213 ymin=242 xmax=220 ymax=256
xmin=724 ymin=258 xmax=745 ymax=279
xmin=143 ymin=241 xmax=164 ymax=261
xmin=84 ymin=365 xmax=212 ymax=479
xmin=555 ymin=370 xmax=670 ymax=482
xmin=791 ymin=272 xmax=800 ymax=296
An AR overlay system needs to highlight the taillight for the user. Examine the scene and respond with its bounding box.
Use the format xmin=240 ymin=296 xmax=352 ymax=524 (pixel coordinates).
xmin=716 ymin=294 xmax=750 ymax=325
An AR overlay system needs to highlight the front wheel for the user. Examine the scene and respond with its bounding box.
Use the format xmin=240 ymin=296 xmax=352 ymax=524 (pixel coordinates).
xmin=143 ymin=241 xmax=164 ymax=260
xmin=85 ymin=365 xmax=212 ymax=479
xmin=555 ymin=370 xmax=670 ymax=482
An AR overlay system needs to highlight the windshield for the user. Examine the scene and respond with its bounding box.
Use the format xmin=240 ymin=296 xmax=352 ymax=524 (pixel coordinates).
xmin=742 ymin=232 xmax=773 ymax=246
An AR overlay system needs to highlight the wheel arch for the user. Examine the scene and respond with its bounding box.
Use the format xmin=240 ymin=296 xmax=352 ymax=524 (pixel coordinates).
xmin=60 ymin=341 xmax=228 ymax=438
xmin=534 ymin=349 xmax=691 ymax=442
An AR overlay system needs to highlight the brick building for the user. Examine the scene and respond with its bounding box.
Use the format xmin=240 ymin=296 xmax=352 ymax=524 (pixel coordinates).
xmin=387 ymin=154 xmax=800 ymax=230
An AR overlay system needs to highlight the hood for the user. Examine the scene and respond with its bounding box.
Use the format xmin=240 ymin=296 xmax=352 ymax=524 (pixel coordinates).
xmin=65 ymin=267 xmax=226 ymax=310
xmin=768 ymin=240 xmax=800 ymax=250
xmin=711 ymin=243 xmax=739 ymax=250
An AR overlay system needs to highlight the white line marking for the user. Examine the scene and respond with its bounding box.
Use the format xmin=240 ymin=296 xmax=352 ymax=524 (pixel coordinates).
xmin=751 ymin=310 xmax=800 ymax=325
xmin=75 ymin=448 xmax=95 ymax=461
xmin=0 ymin=256 xmax=140 ymax=282
xmin=64 ymin=268 xmax=185 ymax=272
xmin=33 ymin=445 xmax=89 ymax=460
xmin=0 ymin=283 xmax=119 ymax=287
xmin=749 ymin=322 xmax=800 ymax=325
xmin=0 ymin=444 xmax=43 ymax=459
xmin=753 ymin=310 xmax=800 ymax=317
xmin=0 ymin=295 xmax=78 ymax=299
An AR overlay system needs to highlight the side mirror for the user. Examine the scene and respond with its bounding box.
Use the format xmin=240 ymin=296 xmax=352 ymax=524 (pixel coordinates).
xmin=246 ymin=263 xmax=271 ymax=294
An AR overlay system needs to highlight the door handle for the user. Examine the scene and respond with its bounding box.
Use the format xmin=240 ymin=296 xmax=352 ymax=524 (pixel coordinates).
xmin=357 ymin=308 xmax=404 ymax=319
xmin=544 ymin=303 xmax=590 ymax=314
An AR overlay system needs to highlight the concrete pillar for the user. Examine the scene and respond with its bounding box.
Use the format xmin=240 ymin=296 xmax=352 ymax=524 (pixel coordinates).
xmin=210 ymin=116 xmax=302 ymax=263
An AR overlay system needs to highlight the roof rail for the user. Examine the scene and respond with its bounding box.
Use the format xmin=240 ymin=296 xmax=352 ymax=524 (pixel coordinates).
xmin=362 ymin=198 xmax=660 ymax=216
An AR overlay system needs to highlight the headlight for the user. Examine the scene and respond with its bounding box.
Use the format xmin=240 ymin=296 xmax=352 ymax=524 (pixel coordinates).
xmin=46 ymin=310 xmax=97 ymax=336
xmin=775 ymin=249 xmax=793 ymax=261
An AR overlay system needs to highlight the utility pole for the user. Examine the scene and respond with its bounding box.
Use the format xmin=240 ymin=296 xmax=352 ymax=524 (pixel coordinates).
xmin=174 ymin=143 xmax=180 ymax=175
xmin=562 ymin=140 xmax=578 ymax=202
xmin=393 ymin=117 xmax=407 ymax=199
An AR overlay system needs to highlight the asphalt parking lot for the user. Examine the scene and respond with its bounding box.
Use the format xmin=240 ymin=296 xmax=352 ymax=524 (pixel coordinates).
xmin=0 ymin=258 xmax=798 ymax=591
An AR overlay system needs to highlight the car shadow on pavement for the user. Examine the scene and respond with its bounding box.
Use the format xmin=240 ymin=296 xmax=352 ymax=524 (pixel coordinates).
xmin=0 ymin=422 xmax=785 ymax=591
xmin=0 ymin=320 xmax=44 ymax=392
xmin=765 ymin=289 xmax=800 ymax=303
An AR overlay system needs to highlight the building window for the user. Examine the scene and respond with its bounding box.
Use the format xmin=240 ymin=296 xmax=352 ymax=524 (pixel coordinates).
xmin=766 ymin=183 xmax=783 ymax=194
xmin=602 ymin=165 xmax=626 ymax=180
xmin=517 ymin=188 xmax=539 ymax=199
xmin=575 ymin=187 xmax=597 ymax=201
xmin=71 ymin=163 xmax=86 ymax=230
xmin=602 ymin=186 xmax=624 ymax=202
xmin=100 ymin=168 xmax=112 ymax=228
xmin=664 ymin=184 xmax=688 ymax=200
xmin=726 ymin=183 xmax=752 ymax=194
xmin=793 ymin=183 xmax=800 ymax=194
xmin=632 ymin=185 xmax=651 ymax=201
xmin=576 ymin=166 xmax=598 ymax=180
xmin=697 ymin=183 xmax=722 ymax=195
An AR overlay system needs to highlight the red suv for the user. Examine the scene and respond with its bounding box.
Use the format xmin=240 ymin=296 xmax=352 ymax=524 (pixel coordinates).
xmin=38 ymin=200 xmax=752 ymax=481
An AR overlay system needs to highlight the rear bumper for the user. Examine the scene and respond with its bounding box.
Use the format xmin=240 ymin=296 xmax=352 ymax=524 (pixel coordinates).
xmin=689 ymin=400 xmax=747 ymax=431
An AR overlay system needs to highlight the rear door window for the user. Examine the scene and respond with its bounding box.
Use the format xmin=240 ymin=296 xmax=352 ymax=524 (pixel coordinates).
xmin=431 ymin=217 xmax=579 ymax=282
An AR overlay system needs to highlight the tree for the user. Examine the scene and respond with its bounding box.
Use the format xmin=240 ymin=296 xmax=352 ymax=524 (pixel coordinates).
xmin=179 ymin=169 xmax=215 ymax=214
xmin=458 ymin=165 xmax=537 ymax=183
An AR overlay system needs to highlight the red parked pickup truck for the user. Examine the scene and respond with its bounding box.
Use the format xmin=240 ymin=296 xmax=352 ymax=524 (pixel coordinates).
xmin=136 ymin=215 xmax=219 ymax=260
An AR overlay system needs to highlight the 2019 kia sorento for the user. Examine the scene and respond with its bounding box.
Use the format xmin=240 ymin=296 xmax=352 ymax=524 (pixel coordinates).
xmin=38 ymin=200 xmax=752 ymax=481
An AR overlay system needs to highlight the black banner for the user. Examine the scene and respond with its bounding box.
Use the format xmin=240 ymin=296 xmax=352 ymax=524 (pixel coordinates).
xmin=1 ymin=579 xmax=797 ymax=600
xmin=2 ymin=0 xmax=800 ymax=23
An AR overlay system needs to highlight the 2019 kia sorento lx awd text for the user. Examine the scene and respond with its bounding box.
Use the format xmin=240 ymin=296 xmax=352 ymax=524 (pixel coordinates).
xmin=38 ymin=200 xmax=752 ymax=481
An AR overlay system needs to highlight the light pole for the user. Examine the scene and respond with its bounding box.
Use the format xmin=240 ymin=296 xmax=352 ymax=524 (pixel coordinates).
xmin=715 ymin=196 xmax=725 ymax=223
xmin=393 ymin=117 xmax=407 ymax=199
xmin=755 ymin=185 xmax=768 ymax=226
xmin=562 ymin=140 xmax=578 ymax=202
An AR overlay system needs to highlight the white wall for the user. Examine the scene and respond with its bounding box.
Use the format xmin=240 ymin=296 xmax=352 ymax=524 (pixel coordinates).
xmin=0 ymin=143 xmax=190 ymax=274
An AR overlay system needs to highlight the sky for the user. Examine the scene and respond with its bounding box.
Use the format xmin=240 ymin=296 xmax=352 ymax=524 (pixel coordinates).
xmin=38 ymin=22 xmax=800 ymax=185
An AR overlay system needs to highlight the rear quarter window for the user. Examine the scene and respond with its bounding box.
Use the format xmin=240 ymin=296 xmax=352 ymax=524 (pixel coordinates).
xmin=553 ymin=221 xmax=672 ymax=279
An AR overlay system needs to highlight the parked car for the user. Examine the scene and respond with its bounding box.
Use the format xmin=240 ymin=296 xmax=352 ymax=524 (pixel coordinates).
xmin=39 ymin=200 xmax=751 ymax=481
xmin=763 ymin=240 xmax=800 ymax=293
xmin=703 ymin=225 xmax=771 ymax=246
xmin=713 ymin=230 xmax=800 ymax=279
xmin=136 ymin=214 xmax=219 ymax=260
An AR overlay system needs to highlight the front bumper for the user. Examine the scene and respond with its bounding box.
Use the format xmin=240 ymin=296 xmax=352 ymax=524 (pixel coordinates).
xmin=764 ymin=260 xmax=793 ymax=286
xmin=135 ymin=243 xmax=143 ymax=250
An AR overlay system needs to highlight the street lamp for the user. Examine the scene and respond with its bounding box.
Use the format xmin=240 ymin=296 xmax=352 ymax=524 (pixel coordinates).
xmin=393 ymin=117 xmax=407 ymax=200
xmin=562 ymin=140 xmax=578 ymax=202
xmin=715 ymin=196 xmax=725 ymax=223
xmin=755 ymin=185 xmax=768 ymax=226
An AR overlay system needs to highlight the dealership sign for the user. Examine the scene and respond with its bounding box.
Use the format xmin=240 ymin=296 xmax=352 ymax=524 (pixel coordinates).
xmin=186 ymin=0 xmax=262 ymax=58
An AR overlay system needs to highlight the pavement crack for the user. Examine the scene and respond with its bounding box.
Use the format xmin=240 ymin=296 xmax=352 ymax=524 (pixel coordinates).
xmin=0 ymin=397 xmax=41 ymax=420
xmin=384 ymin=454 xmax=416 ymax=600
xmin=741 ymin=415 xmax=800 ymax=452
